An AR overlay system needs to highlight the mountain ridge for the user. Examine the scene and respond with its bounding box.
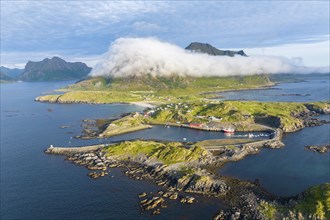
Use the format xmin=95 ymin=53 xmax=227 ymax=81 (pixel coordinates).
xmin=0 ymin=66 xmax=23 ymax=79
xmin=0 ymin=72 xmax=14 ymax=81
xmin=19 ymin=57 xmax=91 ymax=81
xmin=185 ymin=42 xmax=247 ymax=57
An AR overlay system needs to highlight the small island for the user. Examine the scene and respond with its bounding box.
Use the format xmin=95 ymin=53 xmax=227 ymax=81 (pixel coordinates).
xmin=43 ymin=92 xmax=330 ymax=219
xmin=38 ymin=61 xmax=330 ymax=219
xmin=305 ymin=144 xmax=330 ymax=153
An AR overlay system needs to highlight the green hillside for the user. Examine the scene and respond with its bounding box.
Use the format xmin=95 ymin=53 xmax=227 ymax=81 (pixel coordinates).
xmin=40 ymin=74 xmax=273 ymax=104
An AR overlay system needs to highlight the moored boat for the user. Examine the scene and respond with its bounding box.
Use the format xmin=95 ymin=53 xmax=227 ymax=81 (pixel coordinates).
xmin=222 ymin=128 xmax=235 ymax=133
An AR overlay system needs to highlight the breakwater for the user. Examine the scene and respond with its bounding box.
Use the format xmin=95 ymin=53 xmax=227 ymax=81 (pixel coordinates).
xmin=44 ymin=144 xmax=109 ymax=155
xmin=205 ymin=128 xmax=282 ymax=152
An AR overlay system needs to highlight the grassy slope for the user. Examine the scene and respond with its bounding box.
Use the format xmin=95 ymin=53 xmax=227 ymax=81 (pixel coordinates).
xmin=150 ymin=101 xmax=330 ymax=132
xmin=99 ymin=114 xmax=151 ymax=137
xmin=103 ymin=140 xmax=208 ymax=165
xmin=294 ymin=183 xmax=330 ymax=219
xmin=37 ymin=75 xmax=273 ymax=104
xmin=259 ymin=183 xmax=330 ymax=220
xmin=97 ymin=100 xmax=329 ymax=135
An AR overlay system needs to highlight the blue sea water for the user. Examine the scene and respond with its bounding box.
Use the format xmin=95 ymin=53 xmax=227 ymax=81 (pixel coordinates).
xmin=0 ymin=82 xmax=221 ymax=220
xmin=217 ymin=76 xmax=330 ymax=196
xmin=217 ymin=75 xmax=330 ymax=102
xmin=1 ymin=76 xmax=329 ymax=219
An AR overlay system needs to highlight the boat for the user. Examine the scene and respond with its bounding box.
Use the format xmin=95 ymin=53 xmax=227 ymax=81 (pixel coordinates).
xmin=222 ymin=128 xmax=235 ymax=133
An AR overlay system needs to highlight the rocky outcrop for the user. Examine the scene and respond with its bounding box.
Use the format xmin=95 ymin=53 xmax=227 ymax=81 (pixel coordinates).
xmin=303 ymin=117 xmax=330 ymax=127
xmin=305 ymin=144 xmax=330 ymax=153
xmin=254 ymin=116 xmax=281 ymax=128
xmin=305 ymin=103 xmax=330 ymax=114
xmin=185 ymin=42 xmax=247 ymax=57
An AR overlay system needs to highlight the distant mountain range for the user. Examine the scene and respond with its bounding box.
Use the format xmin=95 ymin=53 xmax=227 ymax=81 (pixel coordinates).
xmin=0 ymin=72 xmax=14 ymax=81
xmin=18 ymin=57 xmax=91 ymax=81
xmin=2 ymin=42 xmax=245 ymax=82
xmin=185 ymin=42 xmax=247 ymax=57
xmin=0 ymin=66 xmax=23 ymax=79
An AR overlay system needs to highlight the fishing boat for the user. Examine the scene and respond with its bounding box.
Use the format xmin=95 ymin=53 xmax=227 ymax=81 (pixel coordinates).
xmin=222 ymin=128 xmax=235 ymax=133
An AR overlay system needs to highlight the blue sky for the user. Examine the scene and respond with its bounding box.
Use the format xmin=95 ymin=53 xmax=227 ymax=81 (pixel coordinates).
xmin=1 ymin=1 xmax=329 ymax=68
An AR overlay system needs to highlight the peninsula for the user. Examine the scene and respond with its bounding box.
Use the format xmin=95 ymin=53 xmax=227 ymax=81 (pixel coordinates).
xmin=41 ymin=74 xmax=330 ymax=219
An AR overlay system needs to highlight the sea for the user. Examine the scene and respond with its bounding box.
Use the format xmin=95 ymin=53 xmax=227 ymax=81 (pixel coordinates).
xmin=1 ymin=75 xmax=329 ymax=219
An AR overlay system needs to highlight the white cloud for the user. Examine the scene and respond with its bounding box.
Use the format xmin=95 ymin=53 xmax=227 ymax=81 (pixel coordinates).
xmin=1 ymin=1 xmax=328 ymax=67
xmin=90 ymin=37 xmax=328 ymax=78
xmin=239 ymin=39 xmax=330 ymax=66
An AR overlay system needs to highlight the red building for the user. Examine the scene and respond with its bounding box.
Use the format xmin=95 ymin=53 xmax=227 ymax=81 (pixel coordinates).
xmin=189 ymin=123 xmax=203 ymax=128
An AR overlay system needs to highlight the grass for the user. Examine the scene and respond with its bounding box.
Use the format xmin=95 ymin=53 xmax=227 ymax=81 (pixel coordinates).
xmin=259 ymin=201 xmax=277 ymax=220
xmin=259 ymin=183 xmax=330 ymax=219
xmin=36 ymin=75 xmax=273 ymax=104
xmin=103 ymin=140 xmax=208 ymax=165
xmin=57 ymin=91 xmax=144 ymax=103
xmin=294 ymin=183 xmax=330 ymax=220
xmin=36 ymin=94 xmax=61 ymax=102
xmin=150 ymin=101 xmax=330 ymax=132
xmin=100 ymin=114 xmax=151 ymax=137
xmin=95 ymin=100 xmax=329 ymax=137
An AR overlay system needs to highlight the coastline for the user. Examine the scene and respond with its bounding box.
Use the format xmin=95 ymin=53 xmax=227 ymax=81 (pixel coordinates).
xmin=37 ymin=78 xmax=330 ymax=219
xmin=43 ymin=131 xmax=328 ymax=219
xmin=131 ymin=101 xmax=157 ymax=108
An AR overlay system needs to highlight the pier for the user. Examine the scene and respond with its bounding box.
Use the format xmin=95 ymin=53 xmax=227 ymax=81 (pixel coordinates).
xmin=44 ymin=144 xmax=110 ymax=155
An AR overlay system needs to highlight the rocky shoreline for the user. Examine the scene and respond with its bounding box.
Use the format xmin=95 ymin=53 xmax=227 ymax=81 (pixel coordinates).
xmin=44 ymin=124 xmax=285 ymax=219
xmin=45 ymin=146 xmax=273 ymax=218
xmin=44 ymin=119 xmax=330 ymax=220
xmin=305 ymin=144 xmax=330 ymax=153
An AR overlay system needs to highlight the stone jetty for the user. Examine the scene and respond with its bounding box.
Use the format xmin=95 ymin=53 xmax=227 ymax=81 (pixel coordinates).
xmin=44 ymin=144 xmax=109 ymax=155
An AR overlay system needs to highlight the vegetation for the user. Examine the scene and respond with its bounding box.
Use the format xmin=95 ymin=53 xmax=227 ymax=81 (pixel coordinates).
xmin=99 ymin=114 xmax=151 ymax=137
xmin=149 ymin=101 xmax=330 ymax=132
xmin=37 ymin=75 xmax=273 ymax=104
xmin=259 ymin=201 xmax=277 ymax=220
xmin=94 ymin=100 xmax=329 ymax=138
xmin=257 ymin=183 xmax=330 ymax=219
xmin=294 ymin=183 xmax=330 ymax=220
xmin=36 ymin=94 xmax=61 ymax=102
xmin=103 ymin=140 xmax=208 ymax=165
xmin=58 ymin=91 xmax=143 ymax=103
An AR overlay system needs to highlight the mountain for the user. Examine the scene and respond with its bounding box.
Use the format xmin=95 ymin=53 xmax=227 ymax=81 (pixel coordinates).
xmin=19 ymin=57 xmax=92 ymax=81
xmin=0 ymin=72 xmax=13 ymax=81
xmin=0 ymin=66 xmax=23 ymax=79
xmin=185 ymin=42 xmax=247 ymax=57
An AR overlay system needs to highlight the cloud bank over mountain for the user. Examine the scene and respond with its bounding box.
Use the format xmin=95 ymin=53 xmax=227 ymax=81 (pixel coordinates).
xmin=90 ymin=38 xmax=329 ymax=78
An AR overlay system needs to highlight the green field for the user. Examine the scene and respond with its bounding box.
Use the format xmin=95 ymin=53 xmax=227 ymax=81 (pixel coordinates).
xmin=258 ymin=183 xmax=330 ymax=220
xmin=36 ymin=74 xmax=273 ymax=104
xmin=149 ymin=101 xmax=330 ymax=132
xmin=103 ymin=140 xmax=208 ymax=165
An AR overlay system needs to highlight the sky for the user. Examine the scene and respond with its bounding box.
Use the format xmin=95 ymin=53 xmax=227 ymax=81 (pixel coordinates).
xmin=0 ymin=1 xmax=329 ymax=68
